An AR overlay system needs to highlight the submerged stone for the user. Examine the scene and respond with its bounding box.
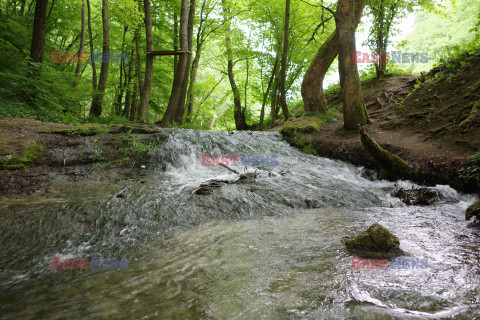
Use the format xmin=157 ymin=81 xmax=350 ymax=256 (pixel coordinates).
xmin=344 ymin=223 xmax=404 ymax=258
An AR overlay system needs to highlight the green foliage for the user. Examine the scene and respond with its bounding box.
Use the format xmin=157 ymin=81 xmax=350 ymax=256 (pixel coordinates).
xmin=459 ymin=153 xmax=480 ymax=185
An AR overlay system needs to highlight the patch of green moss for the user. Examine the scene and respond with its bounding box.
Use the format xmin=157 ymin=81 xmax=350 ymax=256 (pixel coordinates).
xmin=48 ymin=124 xmax=162 ymax=137
xmin=466 ymin=199 xmax=480 ymax=221
xmin=279 ymin=116 xmax=324 ymax=140
xmin=49 ymin=124 xmax=111 ymax=136
xmin=1 ymin=140 xmax=46 ymax=170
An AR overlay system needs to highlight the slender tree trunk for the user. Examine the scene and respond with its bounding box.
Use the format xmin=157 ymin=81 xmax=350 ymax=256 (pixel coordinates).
xmin=160 ymin=0 xmax=189 ymax=125
xmin=271 ymin=76 xmax=280 ymax=122
xmin=20 ymin=0 xmax=26 ymax=15
xmin=279 ymin=0 xmax=291 ymax=120
xmin=122 ymin=48 xmax=135 ymax=118
xmin=87 ymin=0 xmax=97 ymax=92
xmin=129 ymin=81 xmax=138 ymax=122
xmin=113 ymin=26 xmax=127 ymax=116
xmin=28 ymin=0 xmax=49 ymax=78
xmin=137 ymin=0 xmax=154 ymax=123
xmin=301 ymin=0 xmax=366 ymax=114
xmin=70 ymin=1 xmax=86 ymax=112
xmin=89 ymin=0 xmax=109 ymax=117
xmin=185 ymin=41 xmax=202 ymax=122
xmin=260 ymin=55 xmax=279 ymax=130
xmin=173 ymin=12 xmax=179 ymax=75
xmin=221 ymin=0 xmax=247 ymax=130
xmin=175 ymin=0 xmax=196 ymax=124
xmin=337 ymin=0 xmax=368 ymax=130
xmin=375 ymin=1 xmax=386 ymax=78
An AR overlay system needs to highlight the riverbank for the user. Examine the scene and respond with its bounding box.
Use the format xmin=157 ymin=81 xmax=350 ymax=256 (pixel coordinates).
xmin=277 ymin=54 xmax=480 ymax=194
xmin=0 ymin=119 xmax=166 ymax=199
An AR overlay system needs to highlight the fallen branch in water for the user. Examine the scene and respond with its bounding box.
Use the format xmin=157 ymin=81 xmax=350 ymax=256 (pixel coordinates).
xmin=218 ymin=162 xmax=240 ymax=174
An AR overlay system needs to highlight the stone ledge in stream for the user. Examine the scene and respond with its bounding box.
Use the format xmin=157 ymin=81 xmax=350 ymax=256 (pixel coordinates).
xmin=343 ymin=223 xmax=405 ymax=259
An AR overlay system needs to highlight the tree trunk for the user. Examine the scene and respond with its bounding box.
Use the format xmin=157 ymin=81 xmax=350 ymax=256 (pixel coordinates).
xmin=301 ymin=30 xmax=338 ymax=114
xmin=28 ymin=0 xmax=49 ymax=78
xmin=70 ymin=0 xmax=86 ymax=113
xmin=301 ymin=0 xmax=366 ymax=114
xmin=89 ymin=0 xmax=109 ymax=117
xmin=375 ymin=1 xmax=386 ymax=78
xmin=221 ymin=0 xmax=247 ymax=130
xmin=173 ymin=12 xmax=179 ymax=75
xmin=129 ymin=81 xmax=138 ymax=122
xmin=336 ymin=0 xmax=368 ymax=130
xmin=137 ymin=0 xmax=154 ymax=123
xmin=160 ymin=0 xmax=189 ymax=125
xmin=260 ymin=54 xmax=279 ymax=130
xmin=270 ymin=76 xmax=280 ymax=122
xmin=122 ymin=48 xmax=135 ymax=118
xmin=185 ymin=40 xmax=202 ymax=122
xmin=113 ymin=26 xmax=127 ymax=116
xmin=175 ymin=0 xmax=196 ymax=124
xmin=87 ymin=0 xmax=97 ymax=92
xmin=279 ymin=0 xmax=291 ymax=120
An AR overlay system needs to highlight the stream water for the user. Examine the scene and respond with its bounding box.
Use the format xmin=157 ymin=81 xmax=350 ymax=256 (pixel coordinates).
xmin=1 ymin=129 xmax=479 ymax=319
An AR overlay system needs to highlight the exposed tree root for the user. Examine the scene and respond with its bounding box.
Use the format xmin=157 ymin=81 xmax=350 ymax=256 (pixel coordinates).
xmin=359 ymin=126 xmax=414 ymax=180
xmin=459 ymin=100 xmax=479 ymax=131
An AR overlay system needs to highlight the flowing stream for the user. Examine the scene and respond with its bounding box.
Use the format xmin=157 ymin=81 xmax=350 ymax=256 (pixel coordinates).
xmin=1 ymin=129 xmax=479 ymax=319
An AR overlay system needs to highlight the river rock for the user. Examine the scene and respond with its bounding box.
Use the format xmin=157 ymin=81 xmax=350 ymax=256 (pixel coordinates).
xmin=466 ymin=199 xmax=480 ymax=221
xmin=343 ymin=223 xmax=404 ymax=258
xmin=392 ymin=186 xmax=440 ymax=206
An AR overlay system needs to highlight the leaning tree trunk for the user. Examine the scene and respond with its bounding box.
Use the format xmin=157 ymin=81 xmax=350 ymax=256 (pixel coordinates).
xmin=137 ymin=0 xmax=154 ymax=123
xmin=336 ymin=0 xmax=368 ymax=130
xmin=160 ymin=0 xmax=189 ymax=125
xmin=221 ymin=0 xmax=247 ymax=130
xmin=301 ymin=0 xmax=366 ymax=114
xmin=89 ymin=0 xmax=109 ymax=117
xmin=28 ymin=0 xmax=49 ymax=79
xmin=279 ymin=0 xmax=291 ymax=121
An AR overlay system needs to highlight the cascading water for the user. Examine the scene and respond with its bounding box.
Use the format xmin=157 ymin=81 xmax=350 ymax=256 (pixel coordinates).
xmin=1 ymin=129 xmax=479 ymax=319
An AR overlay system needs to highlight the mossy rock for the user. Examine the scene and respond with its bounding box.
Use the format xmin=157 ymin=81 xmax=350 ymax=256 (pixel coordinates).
xmin=344 ymin=223 xmax=404 ymax=258
xmin=466 ymin=199 xmax=480 ymax=221
xmin=279 ymin=116 xmax=323 ymax=140
xmin=1 ymin=140 xmax=46 ymax=170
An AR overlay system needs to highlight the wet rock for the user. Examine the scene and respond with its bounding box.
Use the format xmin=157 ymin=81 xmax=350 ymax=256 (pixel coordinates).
xmin=343 ymin=223 xmax=404 ymax=258
xmin=466 ymin=199 xmax=480 ymax=221
xmin=194 ymin=180 xmax=228 ymax=195
xmin=392 ymin=186 xmax=440 ymax=206
xmin=305 ymin=199 xmax=321 ymax=209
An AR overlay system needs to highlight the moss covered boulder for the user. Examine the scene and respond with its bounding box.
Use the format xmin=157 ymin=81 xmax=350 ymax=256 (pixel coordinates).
xmin=279 ymin=116 xmax=323 ymax=140
xmin=343 ymin=223 xmax=404 ymax=258
xmin=466 ymin=199 xmax=480 ymax=221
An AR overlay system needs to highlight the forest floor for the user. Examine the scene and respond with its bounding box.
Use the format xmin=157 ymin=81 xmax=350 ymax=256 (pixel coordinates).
xmin=277 ymin=53 xmax=480 ymax=193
